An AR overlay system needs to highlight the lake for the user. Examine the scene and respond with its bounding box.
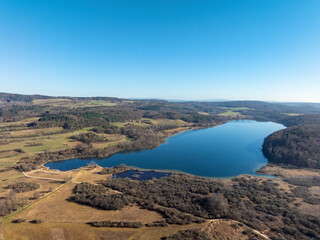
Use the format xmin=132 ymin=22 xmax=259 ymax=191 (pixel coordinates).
xmin=45 ymin=120 xmax=285 ymax=178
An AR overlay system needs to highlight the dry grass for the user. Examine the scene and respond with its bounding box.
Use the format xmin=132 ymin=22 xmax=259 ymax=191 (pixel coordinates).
xmin=259 ymin=165 xmax=320 ymax=178
xmin=3 ymin=222 xmax=101 ymax=240
xmin=27 ymin=169 xmax=74 ymax=180
xmin=51 ymin=228 xmax=65 ymax=240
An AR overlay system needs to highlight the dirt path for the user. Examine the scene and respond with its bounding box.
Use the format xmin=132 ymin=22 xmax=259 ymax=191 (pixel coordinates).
xmin=18 ymin=165 xmax=65 ymax=182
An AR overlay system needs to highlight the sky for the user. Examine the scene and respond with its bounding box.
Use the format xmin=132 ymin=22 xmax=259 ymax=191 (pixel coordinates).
xmin=0 ymin=0 xmax=320 ymax=102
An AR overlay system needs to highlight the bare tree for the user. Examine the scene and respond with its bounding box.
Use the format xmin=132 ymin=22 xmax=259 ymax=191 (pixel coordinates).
xmin=33 ymin=191 xmax=41 ymax=200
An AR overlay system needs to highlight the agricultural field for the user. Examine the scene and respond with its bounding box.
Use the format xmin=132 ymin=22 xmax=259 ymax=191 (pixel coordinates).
xmin=218 ymin=107 xmax=249 ymax=117
xmin=32 ymin=98 xmax=118 ymax=108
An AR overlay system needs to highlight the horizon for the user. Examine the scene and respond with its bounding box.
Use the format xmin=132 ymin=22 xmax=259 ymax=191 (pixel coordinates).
xmin=2 ymin=91 xmax=320 ymax=104
xmin=1 ymin=1 xmax=320 ymax=102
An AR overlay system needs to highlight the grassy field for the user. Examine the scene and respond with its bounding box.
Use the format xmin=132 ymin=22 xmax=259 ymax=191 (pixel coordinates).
xmin=218 ymin=107 xmax=249 ymax=116
xmin=218 ymin=110 xmax=241 ymax=116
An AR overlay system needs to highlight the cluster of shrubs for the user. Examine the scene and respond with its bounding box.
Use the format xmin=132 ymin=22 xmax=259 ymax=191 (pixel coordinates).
xmin=91 ymin=124 xmax=119 ymax=134
xmin=71 ymin=132 xmax=107 ymax=144
xmin=7 ymin=182 xmax=40 ymax=193
xmin=145 ymin=220 xmax=168 ymax=227
xmin=88 ymin=220 xmax=143 ymax=228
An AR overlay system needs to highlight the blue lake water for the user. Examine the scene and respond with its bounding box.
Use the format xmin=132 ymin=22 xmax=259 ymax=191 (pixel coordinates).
xmin=45 ymin=120 xmax=285 ymax=178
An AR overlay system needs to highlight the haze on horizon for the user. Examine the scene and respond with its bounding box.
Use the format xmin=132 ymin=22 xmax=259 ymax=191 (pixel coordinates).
xmin=0 ymin=0 xmax=320 ymax=102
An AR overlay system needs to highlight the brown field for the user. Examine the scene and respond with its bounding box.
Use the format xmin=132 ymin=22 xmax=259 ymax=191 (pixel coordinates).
xmin=2 ymin=221 xmax=207 ymax=240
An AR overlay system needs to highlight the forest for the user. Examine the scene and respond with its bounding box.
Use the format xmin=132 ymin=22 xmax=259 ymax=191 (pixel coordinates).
xmin=263 ymin=124 xmax=320 ymax=168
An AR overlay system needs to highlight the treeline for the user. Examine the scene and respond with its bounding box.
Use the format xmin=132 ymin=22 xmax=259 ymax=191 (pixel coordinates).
xmin=88 ymin=221 xmax=143 ymax=228
xmin=263 ymin=124 xmax=320 ymax=168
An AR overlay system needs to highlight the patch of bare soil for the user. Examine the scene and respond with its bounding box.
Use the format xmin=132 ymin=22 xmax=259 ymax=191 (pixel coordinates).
xmin=51 ymin=228 xmax=65 ymax=240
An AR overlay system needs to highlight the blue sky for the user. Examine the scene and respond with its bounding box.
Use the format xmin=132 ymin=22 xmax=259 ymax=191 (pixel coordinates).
xmin=0 ymin=0 xmax=320 ymax=102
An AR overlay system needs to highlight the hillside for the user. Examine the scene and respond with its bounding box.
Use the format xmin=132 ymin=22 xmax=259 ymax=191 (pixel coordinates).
xmin=263 ymin=124 xmax=320 ymax=168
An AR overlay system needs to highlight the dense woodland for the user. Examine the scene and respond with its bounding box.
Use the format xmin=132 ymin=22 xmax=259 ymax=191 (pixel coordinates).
xmin=263 ymin=124 xmax=320 ymax=168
